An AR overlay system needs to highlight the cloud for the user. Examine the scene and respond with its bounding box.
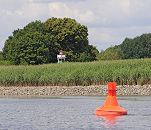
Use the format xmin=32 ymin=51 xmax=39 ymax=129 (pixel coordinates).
xmin=29 ymin=0 xmax=86 ymax=3
xmin=1 ymin=0 xmax=151 ymax=51
xmin=47 ymin=2 xmax=96 ymax=25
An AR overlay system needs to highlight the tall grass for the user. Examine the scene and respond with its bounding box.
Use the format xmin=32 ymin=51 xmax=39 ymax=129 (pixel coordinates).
xmin=0 ymin=60 xmax=13 ymax=66
xmin=0 ymin=58 xmax=151 ymax=86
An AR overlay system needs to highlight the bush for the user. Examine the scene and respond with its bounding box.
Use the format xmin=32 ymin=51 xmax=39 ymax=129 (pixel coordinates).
xmin=97 ymin=46 xmax=122 ymax=60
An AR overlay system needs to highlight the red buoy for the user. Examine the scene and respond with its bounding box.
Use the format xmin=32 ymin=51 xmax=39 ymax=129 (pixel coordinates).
xmin=95 ymin=82 xmax=127 ymax=116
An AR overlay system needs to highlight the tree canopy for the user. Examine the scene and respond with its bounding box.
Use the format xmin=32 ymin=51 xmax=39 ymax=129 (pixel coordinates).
xmin=3 ymin=18 xmax=98 ymax=65
xmin=120 ymin=33 xmax=151 ymax=59
xmin=97 ymin=46 xmax=122 ymax=60
xmin=98 ymin=33 xmax=151 ymax=61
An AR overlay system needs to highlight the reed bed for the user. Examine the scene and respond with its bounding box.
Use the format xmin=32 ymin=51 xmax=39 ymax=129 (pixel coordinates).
xmin=0 ymin=59 xmax=151 ymax=86
xmin=0 ymin=60 xmax=13 ymax=66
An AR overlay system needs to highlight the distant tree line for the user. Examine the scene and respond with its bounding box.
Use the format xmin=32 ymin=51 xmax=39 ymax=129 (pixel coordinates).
xmin=2 ymin=18 xmax=99 ymax=65
xmin=97 ymin=33 xmax=151 ymax=60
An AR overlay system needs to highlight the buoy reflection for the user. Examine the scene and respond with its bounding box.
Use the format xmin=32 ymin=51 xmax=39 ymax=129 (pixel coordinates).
xmin=97 ymin=115 xmax=120 ymax=127
xmin=101 ymin=115 xmax=118 ymax=124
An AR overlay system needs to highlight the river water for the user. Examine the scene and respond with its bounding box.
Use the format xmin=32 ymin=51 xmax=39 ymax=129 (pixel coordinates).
xmin=0 ymin=96 xmax=150 ymax=130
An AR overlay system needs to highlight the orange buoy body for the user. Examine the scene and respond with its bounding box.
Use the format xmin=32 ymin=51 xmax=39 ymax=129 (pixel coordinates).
xmin=95 ymin=82 xmax=127 ymax=116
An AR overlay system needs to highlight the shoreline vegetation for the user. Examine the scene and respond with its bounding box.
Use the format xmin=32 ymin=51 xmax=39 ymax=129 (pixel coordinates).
xmin=0 ymin=58 xmax=151 ymax=86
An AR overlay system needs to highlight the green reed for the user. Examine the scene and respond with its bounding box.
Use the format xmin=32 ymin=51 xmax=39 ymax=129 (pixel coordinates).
xmin=0 ymin=58 xmax=151 ymax=86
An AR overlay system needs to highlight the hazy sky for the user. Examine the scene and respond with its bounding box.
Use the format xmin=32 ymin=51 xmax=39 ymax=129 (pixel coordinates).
xmin=1 ymin=0 xmax=151 ymax=51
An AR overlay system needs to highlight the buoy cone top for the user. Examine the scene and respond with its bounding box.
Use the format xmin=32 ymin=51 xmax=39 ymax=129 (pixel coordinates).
xmin=95 ymin=82 xmax=127 ymax=116
xmin=108 ymin=82 xmax=116 ymax=96
xmin=108 ymin=82 xmax=116 ymax=90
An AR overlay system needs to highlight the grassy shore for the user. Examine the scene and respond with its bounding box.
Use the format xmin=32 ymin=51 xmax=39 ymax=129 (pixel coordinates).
xmin=0 ymin=59 xmax=151 ymax=86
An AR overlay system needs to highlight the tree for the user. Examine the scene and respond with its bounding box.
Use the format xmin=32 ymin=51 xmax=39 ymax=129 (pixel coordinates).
xmin=44 ymin=18 xmax=92 ymax=61
xmin=0 ymin=51 xmax=3 ymax=60
xmin=78 ymin=45 xmax=99 ymax=62
xmin=120 ymin=34 xmax=151 ymax=59
xmin=3 ymin=18 xmax=98 ymax=64
xmin=97 ymin=46 xmax=122 ymax=60
xmin=3 ymin=21 xmax=52 ymax=65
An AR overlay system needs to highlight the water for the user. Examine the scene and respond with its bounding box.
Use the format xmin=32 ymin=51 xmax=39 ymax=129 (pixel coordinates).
xmin=0 ymin=96 xmax=150 ymax=130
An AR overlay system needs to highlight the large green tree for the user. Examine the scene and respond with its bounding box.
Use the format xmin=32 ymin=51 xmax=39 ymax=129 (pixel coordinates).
xmin=3 ymin=18 xmax=98 ymax=64
xmin=44 ymin=18 xmax=98 ymax=62
xmin=3 ymin=21 xmax=52 ymax=65
xmin=120 ymin=33 xmax=151 ymax=59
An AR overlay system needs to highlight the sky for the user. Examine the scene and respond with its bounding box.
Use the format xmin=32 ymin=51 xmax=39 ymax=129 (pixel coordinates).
xmin=1 ymin=0 xmax=151 ymax=51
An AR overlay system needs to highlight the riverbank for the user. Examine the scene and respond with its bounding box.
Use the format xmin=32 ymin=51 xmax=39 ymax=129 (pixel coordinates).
xmin=0 ymin=85 xmax=151 ymax=97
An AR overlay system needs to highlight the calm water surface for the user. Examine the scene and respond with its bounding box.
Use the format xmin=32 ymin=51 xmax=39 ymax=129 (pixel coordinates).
xmin=0 ymin=96 xmax=150 ymax=130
